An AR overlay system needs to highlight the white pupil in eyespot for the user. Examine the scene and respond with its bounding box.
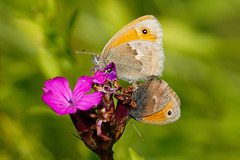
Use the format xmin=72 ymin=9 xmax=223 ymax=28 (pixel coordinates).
xmin=142 ymin=29 xmax=148 ymax=34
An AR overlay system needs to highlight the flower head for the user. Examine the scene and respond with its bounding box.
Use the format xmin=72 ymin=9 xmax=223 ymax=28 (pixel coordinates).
xmin=42 ymin=76 xmax=102 ymax=115
xmin=104 ymin=62 xmax=117 ymax=81
xmin=92 ymin=62 xmax=117 ymax=85
xmin=92 ymin=69 xmax=107 ymax=85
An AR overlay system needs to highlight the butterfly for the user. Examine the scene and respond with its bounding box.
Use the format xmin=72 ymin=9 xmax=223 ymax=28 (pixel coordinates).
xmin=92 ymin=15 xmax=164 ymax=82
xmin=91 ymin=15 xmax=180 ymax=125
xmin=129 ymin=76 xmax=181 ymax=125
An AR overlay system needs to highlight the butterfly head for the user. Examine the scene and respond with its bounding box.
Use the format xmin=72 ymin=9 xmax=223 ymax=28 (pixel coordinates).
xmin=91 ymin=54 xmax=101 ymax=67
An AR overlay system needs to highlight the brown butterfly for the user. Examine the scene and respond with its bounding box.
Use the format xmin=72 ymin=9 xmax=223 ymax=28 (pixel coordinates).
xmin=129 ymin=76 xmax=181 ymax=125
xmin=92 ymin=15 xmax=164 ymax=82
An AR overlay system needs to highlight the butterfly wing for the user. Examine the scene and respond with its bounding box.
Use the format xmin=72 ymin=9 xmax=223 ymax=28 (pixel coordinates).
xmin=92 ymin=15 xmax=164 ymax=82
xmin=130 ymin=77 xmax=181 ymax=125
xmin=137 ymin=87 xmax=181 ymax=125
xmin=131 ymin=77 xmax=170 ymax=116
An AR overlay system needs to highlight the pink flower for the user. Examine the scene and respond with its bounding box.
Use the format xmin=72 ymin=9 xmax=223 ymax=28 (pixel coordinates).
xmin=92 ymin=70 xmax=107 ymax=85
xmin=104 ymin=62 xmax=117 ymax=81
xmin=92 ymin=62 xmax=117 ymax=85
xmin=42 ymin=76 xmax=102 ymax=115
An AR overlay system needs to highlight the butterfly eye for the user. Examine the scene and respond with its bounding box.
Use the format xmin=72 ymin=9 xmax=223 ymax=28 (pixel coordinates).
xmin=142 ymin=28 xmax=148 ymax=34
xmin=166 ymin=109 xmax=173 ymax=117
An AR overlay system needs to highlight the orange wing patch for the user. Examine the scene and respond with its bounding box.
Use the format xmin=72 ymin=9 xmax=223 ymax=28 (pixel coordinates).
xmin=112 ymin=27 xmax=157 ymax=48
xmin=141 ymin=100 xmax=174 ymax=123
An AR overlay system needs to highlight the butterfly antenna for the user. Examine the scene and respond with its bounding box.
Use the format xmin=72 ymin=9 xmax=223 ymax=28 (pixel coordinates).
xmin=129 ymin=120 xmax=144 ymax=141
xmin=73 ymin=50 xmax=96 ymax=55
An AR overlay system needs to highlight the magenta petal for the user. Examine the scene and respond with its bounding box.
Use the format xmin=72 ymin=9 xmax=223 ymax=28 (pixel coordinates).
xmin=43 ymin=77 xmax=72 ymax=100
xmin=104 ymin=62 xmax=117 ymax=81
xmin=72 ymin=90 xmax=85 ymax=105
xmin=42 ymin=77 xmax=76 ymax=115
xmin=92 ymin=70 xmax=107 ymax=85
xmin=73 ymin=76 xmax=92 ymax=94
xmin=45 ymin=98 xmax=77 ymax=115
xmin=52 ymin=107 xmax=77 ymax=115
xmin=42 ymin=91 xmax=77 ymax=115
xmin=73 ymin=76 xmax=93 ymax=103
xmin=75 ymin=92 xmax=103 ymax=110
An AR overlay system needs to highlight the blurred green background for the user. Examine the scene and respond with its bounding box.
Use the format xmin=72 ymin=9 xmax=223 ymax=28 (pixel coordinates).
xmin=1 ymin=0 xmax=240 ymax=159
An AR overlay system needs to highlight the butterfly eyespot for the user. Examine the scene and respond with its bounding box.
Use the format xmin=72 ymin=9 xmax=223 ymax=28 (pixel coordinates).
xmin=142 ymin=28 xmax=148 ymax=34
xmin=167 ymin=109 xmax=173 ymax=117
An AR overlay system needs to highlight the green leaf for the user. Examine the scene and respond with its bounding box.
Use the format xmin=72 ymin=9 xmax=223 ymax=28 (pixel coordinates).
xmin=129 ymin=148 xmax=144 ymax=160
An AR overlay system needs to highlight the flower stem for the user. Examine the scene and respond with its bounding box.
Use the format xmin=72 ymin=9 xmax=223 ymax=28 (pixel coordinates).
xmin=97 ymin=151 xmax=114 ymax=160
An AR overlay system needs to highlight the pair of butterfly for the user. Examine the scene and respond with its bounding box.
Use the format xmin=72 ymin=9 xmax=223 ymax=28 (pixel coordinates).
xmin=91 ymin=15 xmax=180 ymax=125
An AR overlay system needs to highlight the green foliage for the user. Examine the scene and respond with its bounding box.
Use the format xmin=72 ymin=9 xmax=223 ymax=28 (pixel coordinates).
xmin=129 ymin=148 xmax=144 ymax=160
xmin=1 ymin=0 xmax=240 ymax=159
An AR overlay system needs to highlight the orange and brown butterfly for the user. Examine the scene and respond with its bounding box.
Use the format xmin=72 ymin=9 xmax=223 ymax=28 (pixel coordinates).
xmin=92 ymin=15 xmax=164 ymax=83
xmin=129 ymin=76 xmax=181 ymax=125
xmin=91 ymin=15 xmax=180 ymax=124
